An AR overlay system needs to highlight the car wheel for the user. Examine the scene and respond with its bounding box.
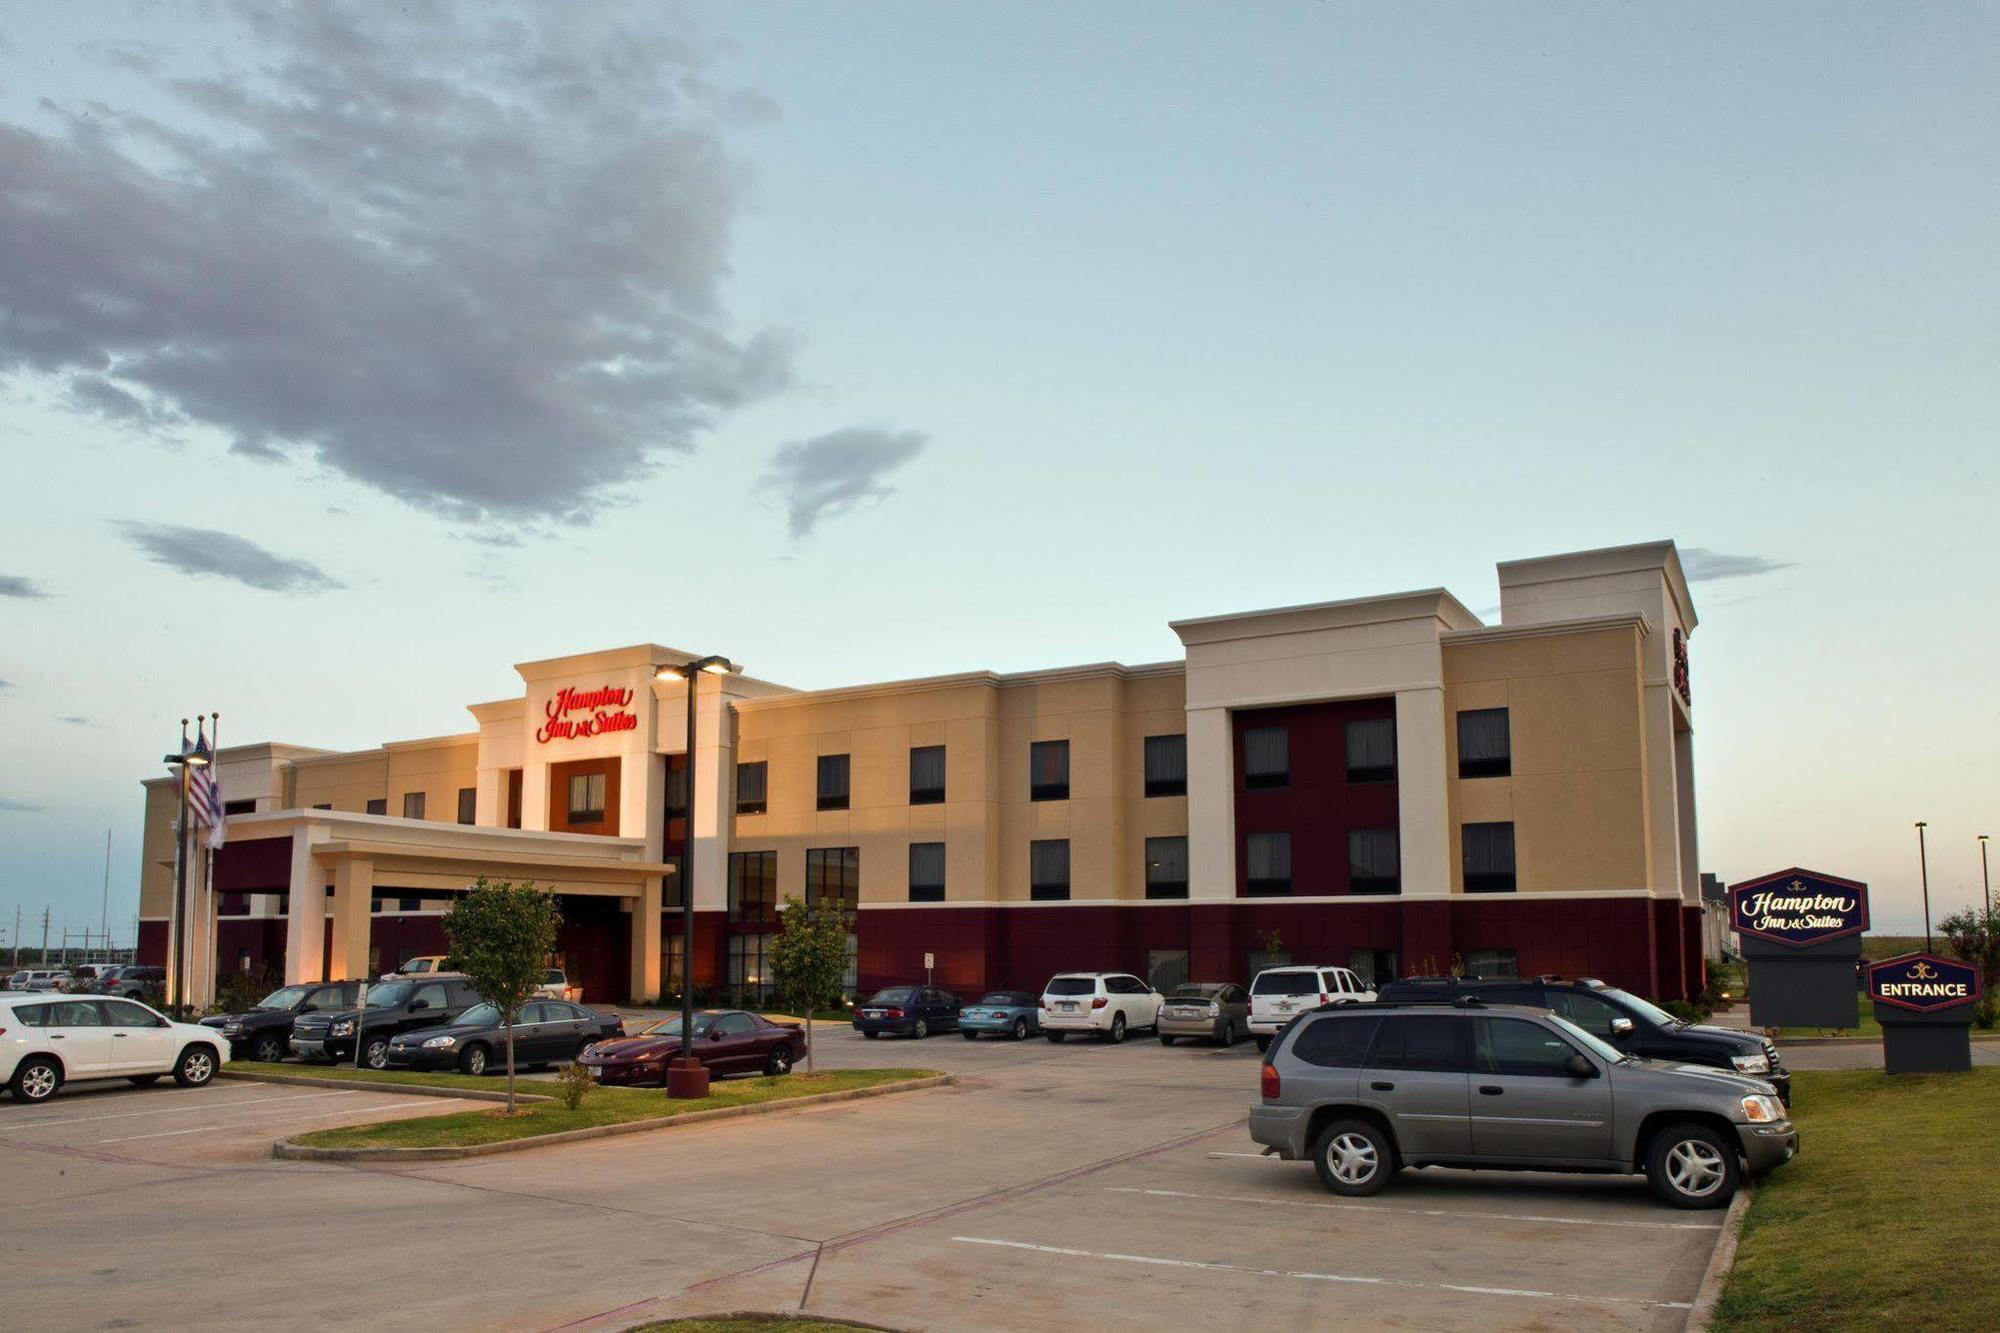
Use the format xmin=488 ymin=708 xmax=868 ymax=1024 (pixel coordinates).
xmin=1012 ymin=1018 xmax=1029 ymax=1041
xmin=1106 ymin=1014 xmax=1126 ymax=1044
xmin=10 ymin=1056 xmax=62 ymax=1103
xmin=1217 ymin=1023 xmax=1235 ymax=1047
xmin=1254 ymin=1035 xmax=1271 ymax=1054
xmin=863 ymin=1030 xmax=881 ymax=1040
xmin=458 ymin=1043 xmax=490 ymax=1076
xmin=961 ymin=1029 xmax=979 ymax=1040
xmin=1647 ymin=1122 xmax=1741 ymax=1209
xmin=765 ymin=1043 xmax=794 ymax=1076
xmin=912 ymin=1018 xmax=929 ymax=1040
xmin=359 ymin=1036 xmax=391 ymax=1070
xmin=127 ymin=1073 xmax=163 ymax=1087
xmin=1312 ymin=1118 xmax=1394 ymax=1197
xmin=1158 ymin=1034 xmax=1175 ymax=1046
xmin=1046 ymin=1031 xmax=1066 ymax=1043
xmin=250 ymin=1032 xmax=285 ymax=1064
xmin=173 ymin=1044 xmax=218 ymax=1088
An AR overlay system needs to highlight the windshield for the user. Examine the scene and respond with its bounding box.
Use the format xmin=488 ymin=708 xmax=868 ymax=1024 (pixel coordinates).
xmin=1252 ymin=972 xmax=1319 ymax=996
xmin=1544 ymin=1012 xmax=1630 ymax=1064
xmin=1601 ymin=987 xmax=1679 ymax=1028
xmin=1170 ymin=985 xmax=1221 ymax=1000
xmin=866 ymin=988 xmax=917 ymax=1005
xmin=638 ymin=1015 xmax=712 ymax=1038
xmin=544 ymin=969 xmax=564 ymax=983
xmin=1044 ymin=978 xmax=1096 ymax=996
xmin=454 ymin=1003 xmax=503 ymax=1028
xmin=256 ymin=985 xmax=316 ymax=1010
xmin=978 ymin=993 xmax=1029 ymax=1006
xmin=360 ymin=983 xmax=413 ymax=1008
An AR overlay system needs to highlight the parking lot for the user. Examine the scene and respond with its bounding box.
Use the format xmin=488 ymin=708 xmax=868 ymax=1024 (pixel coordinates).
xmin=0 ymin=1019 xmax=1726 ymax=1330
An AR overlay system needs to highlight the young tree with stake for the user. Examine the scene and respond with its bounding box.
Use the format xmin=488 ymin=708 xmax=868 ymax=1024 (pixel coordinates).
xmin=442 ymin=876 xmax=561 ymax=1112
xmin=770 ymin=894 xmax=849 ymax=1075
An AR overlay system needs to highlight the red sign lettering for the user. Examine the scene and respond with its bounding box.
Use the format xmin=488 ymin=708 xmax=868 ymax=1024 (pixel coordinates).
xmin=536 ymin=684 xmax=638 ymax=744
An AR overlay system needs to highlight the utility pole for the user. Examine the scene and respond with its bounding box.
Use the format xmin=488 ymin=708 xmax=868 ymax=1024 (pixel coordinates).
xmin=11 ymin=906 xmax=19 ymax=967
xmin=1980 ymin=835 xmax=1991 ymax=918
xmin=101 ymin=826 xmax=113 ymax=964
xmin=41 ymin=907 xmax=51 ymax=965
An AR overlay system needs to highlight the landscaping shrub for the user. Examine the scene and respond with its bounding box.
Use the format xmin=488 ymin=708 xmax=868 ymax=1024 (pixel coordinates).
xmin=555 ymin=1059 xmax=594 ymax=1112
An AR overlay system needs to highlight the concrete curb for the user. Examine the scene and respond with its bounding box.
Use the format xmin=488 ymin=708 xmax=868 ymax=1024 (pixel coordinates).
xmin=1684 ymin=1184 xmax=1752 ymax=1332
xmin=221 ymin=1069 xmax=551 ymax=1105
xmin=271 ymin=1073 xmax=954 ymax=1162
xmin=1775 ymin=1033 xmax=2000 ymax=1048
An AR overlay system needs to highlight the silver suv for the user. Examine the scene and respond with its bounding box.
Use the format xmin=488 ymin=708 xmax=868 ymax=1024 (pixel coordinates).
xmin=1249 ymin=1001 xmax=1797 ymax=1208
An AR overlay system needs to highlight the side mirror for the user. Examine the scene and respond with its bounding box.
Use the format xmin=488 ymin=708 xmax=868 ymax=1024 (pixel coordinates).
xmin=409 ymin=999 xmax=430 ymax=1012
xmin=1564 ymin=1053 xmax=1596 ymax=1079
xmin=1609 ymin=1016 xmax=1636 ymax=1039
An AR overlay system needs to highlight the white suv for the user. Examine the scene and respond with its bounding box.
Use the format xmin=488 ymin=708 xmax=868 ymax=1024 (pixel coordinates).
xmin=2 ymin=994 xmax=231 ymax=1103
xmin=1040 ymin=973 xmax=1162 ymax=1043
xmin=1248 ymin=965 xmax=1376 ymax=1051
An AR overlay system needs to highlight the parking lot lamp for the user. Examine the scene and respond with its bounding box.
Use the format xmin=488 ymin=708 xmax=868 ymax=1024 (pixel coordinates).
xmin=657 ymin=655 xmax=739 ymax=1099
xmin=1916 ymin=821 xmax=1932 ymax=952
xmin=1981 ymin=835 xmax=1991 ymax=917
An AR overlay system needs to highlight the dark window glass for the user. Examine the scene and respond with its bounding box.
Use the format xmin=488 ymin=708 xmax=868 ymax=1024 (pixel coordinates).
xmin=1030 ymin=740 xmax=1070 ymax=801
xmin=1293 ymin=1014 xmax=1382 ymax=1068
xmin=1145 ymin=836 xmax=1189 ymax=899
xmin=365 ymin=798 xmax=387 ymax=816
xmin=1479 ymin=1018 xmax=1584 ymax=1077
xmin=223 ymin=798 xmax=257 ymax=815
xmin=664 ymin=855 xmax=685 ymax=911
xmin=714 ymin=1012 xmax=757 ymax=1037
xmin=456 ymin=787 xmax=476 ymax=825
xmin=401 ymin=791 xmax=426 ymax=820
xmin=1347 ymin=828 xmax=1400 ymax=894
xmin=1252 ymin=970 xmax=1320 ymax=996
xmin=909 ymin=746 xmax=946 ymax=805
xmin=1549 ymin=990 xmax=1623 ymax=1039
xmin=1144 ymin=734 xmax=1187 ymax=797
xmin=313 ymin=803 xmax=332 ymax=810
xmin=1345 ymin=716 xmax=1397 ymax=783
xmin=1367 ymin=1015 xmax=1472 ymax=1072
xmin=398 ymin=896 xmax=420 ymax=913
xmin=727 ymin=936 xmax=771 ymax=1002
xmin=1246 ymin=831 xmax=1291 ymax=896
xmin=664 ymin=761 xmax=688 ymax=818
xmin=1457 ymin=708 xmax=1512 ymax=779
xmin=806 ymin=846 xmax=860 ymax=915
xmin=567 ymin=772 xmax=606 ymax=823
xmin=817 ymin=754 xmax=850 ymax=811
xmin=1462 ymin=822 xmax=1517 ymax=892
xmin=1464 ymin=949 xmax=1520 ymax=979
xmin=100 ymin=999 xmax=158 ymax=1026
xmin=520 ymin=1002 xmax=553 ymax=1024
xmin=1029 ymin=839 xmax=1070 ymax=900
xmin=13 ymin=1003 xmax=52 ymax=1028
xmin=1045 ymin=977 xmax=1096 ymax=996
xmin=728 ymin=850 xmax=777 ymax=925
xmin=411 ymin=983 xmax=448 ymax=1010
xmin=735 ymin=761 xmax=767 ymax=815
xmin=1244 ymin=727 xmax=1288 ymax=789
xmin=909 ymin=841 xmax=946 ymax=902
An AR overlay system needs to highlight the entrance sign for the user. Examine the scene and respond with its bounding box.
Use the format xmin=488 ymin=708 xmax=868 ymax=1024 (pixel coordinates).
xmin=1732 ymin=867 xmax=1868 ymax=1030
xmin=1869 ymin=953 xmax=1980 ymax=1014
xmin=1730 ymin=870 xmax=1869 ymax=947
xmin=1870 ymin=952 xmax=1980 ymax=1074
xmin=537 ymin=685 xmax=638 ymax=744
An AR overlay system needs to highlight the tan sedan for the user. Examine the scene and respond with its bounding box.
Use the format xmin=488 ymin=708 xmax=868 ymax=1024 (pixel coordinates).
xmin=1156 ymin=982 xmax=1252 ymax=1046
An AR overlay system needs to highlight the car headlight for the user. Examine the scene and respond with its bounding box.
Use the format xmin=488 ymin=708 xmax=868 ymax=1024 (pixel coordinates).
xmin=1731 ymin=1053 xmax=1771 ymax=1074
xmin=1740 ymin=1094 xmax=1783 ymax=1124
xmin=330 ymin=1020 xmax=355 ymax=1036
xmin=421 ymin=1035 xmax=457 ymax=1048
xmin=221 ymin=1021 xmax=241 ymax=1033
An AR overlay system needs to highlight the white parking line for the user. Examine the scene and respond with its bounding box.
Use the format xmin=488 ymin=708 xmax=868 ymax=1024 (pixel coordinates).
xmin=1108 ymin=1186 xmax=1721 ymax=1231
xmin=1206 ymin=1151 xmax=1271 ymax=1159
xmin=96 ymin=1100 xmax=452 ymax=1144
xmin=7 ymin=1090 xmax=361 ymax=1130
xmin=950 ymin=1237 xmax=1692 ymax=1310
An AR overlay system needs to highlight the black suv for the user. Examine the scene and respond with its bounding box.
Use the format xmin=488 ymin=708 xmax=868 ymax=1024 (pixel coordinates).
xmin=1374 ymin=975 xmax=1789 ymax=1104
xmin=202 ymin=980 xmax=363 ymax=1063
xmin=290 ymin=976 xmax=483 ymax=1069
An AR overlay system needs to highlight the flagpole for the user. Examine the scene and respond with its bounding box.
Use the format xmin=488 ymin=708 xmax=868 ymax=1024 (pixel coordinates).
xmin=204 ymin=712 xmax=221 ymax=1006
xmin=168 ymin=717 xmax=191 ymax=1009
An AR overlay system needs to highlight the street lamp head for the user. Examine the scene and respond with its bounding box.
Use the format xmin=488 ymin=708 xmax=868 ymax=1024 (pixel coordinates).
xmin=700 ymin=657 xmax=738 ymax=676
xmin=658 ymin=655 xmax=739 ymax=680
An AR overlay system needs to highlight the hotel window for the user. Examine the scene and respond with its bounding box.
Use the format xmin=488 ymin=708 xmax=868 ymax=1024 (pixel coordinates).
xmin=909 ymin=842 xmax=946 ymax=903
xmin=223 ymin=798 xmax=257 ymax=816
xmin=817 ymin=754 xmax=850 ymax=811
xmin=661 ymin=935 xmax=685 ymax=995
xmin=1457 ymin=708 xmax=1512 ymax=779
xmin=1464 ymin=948 xmax=1520 ymax=979
xmin=313 ymin=803 xmax=332 ymax=811
xmin=1244 ymin=727 xmax=1288 ymax=789
xmin=1145 ymin=836 xmax=1189 ymax=899
xmin=909 ymin=745 xmax=946 ymax=805
xmin=1346 ymin=717 xmax=1396 ymax=784
xmin=1030 ymin=839 xmax=1070 ymax=900
xmin=1463 ymin=821 xmax=1518 ymax=892
xmin=664 ymin=856 xmax=684 ymax=911
xmin=806 ymin=846 xmax=860 ymax=915
xmin=1246 ymin=831 xmax=1292 ymax=896
xmin=842 ymin=931 xmax=859 ymax=994
xmin=1030 ymin=740 xmax=1069 ymax=801
xmin=398 ymin=896 xmax=421 ymax=913
xmin=1144 ymin=734 xmax=1187 ymax=798
xmin=365 ymin=798 xmax=386 ymax=815
xmin=567 ymin=772 xmax=606 ymax=823
xmin=735 ymin=761 xmax=767 ymax=815
xmin=728 ymin=850 xmax=777 ymax=925
xmin=1348 ymin=828 xmax=1400 ymax=894
xmin=401 ymin=792 xmax=426 ymax=820
xmin=457 ymin=787 xmax=476 ymax=825
xmin=727 ymin=933 xmax=771 ymax=1003
xmin=664 ymin=760 xmax=688 ymax=818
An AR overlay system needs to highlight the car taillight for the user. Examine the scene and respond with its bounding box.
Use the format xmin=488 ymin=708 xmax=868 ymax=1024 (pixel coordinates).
xmin=884 ymin=1007 xmax=905 ymax=1019
xmin=1319 ymin=994 xmax=1329 ymax=1005
xmin=1260 ymin=1063 xmax=1280 ymax=1099
xmin=1091 ymin=997 xmax=1108 ymax=1009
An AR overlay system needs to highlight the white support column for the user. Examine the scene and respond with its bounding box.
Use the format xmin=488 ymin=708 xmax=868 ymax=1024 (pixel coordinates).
xmin=620 ymin=750 xmax=654 ymax=846
xmin=474 ymin=765 xmax=506 ymax=827
xmin=689 ymin=688 xmax=733 ymax=912
xmin=630 ymin=874 xmax=663 ymax=1002
xmin=1185 ymin=705 xmax=1235 ymax=900
xmin=521 ymin=763 xmax=550 ymax=832
xmin=327 ymin=857 xmax=374 ymax=981
xmin=1395 ymin=686 xmax=1452 ymax=897
xmin=283 ymin=827 xmax=327 ymax=984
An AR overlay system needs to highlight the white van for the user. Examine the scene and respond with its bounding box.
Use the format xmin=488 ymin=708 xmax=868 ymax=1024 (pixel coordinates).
xmin=1248 ymin=965 xmax=1375 ymax=1051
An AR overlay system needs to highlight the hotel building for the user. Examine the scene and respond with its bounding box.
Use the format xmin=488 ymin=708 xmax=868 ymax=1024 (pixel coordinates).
xmin=137 ymin=541 xmax=1707 ymax=1006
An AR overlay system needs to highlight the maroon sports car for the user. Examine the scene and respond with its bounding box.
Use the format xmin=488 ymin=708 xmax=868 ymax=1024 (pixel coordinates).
xmin=577 ymin=1009 xmax=803 ymax=1085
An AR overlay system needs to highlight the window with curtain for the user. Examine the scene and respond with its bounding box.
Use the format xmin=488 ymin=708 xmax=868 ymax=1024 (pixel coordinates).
xmin=365 ymin=798 xmax=387 ymax=815
xmin=909 ymin=841 xmax=946 ymax=902
xmin=735 ymin=761 xmax=767 ymax=814
xmin=1144 ymin=734 xmax=1187 ymax=797
xmin=728 ymin=850 xmax=777 ymax=924
xmin=567 ymin=772 xmax=605 ymax=822
xmin=1244 ymin=727 xmax=1288 ymax=788
xmin=1462 ymin=821 xmax=1517 ymax=892
xmin=1030 ymin=839 xmax=1070 ymax=900
xmin=806 ymin=846 xmax=860 ymax=914
xmin=1347 ymin=828 xmax=1400 ymax=894
xmin=1145 ymin=836 xmax=1189 ymax=899
xmin=456 ymin=787 xmax=476 ymax=824
xmin=1457 ymin=708 xmax=1512 ymax=779
xmin=909 ymin=745 xmax=946 ymax=805
xmin=401 ymin=791 xmax=426 ymax=820
xmin=1345 ymin=717 xmax=1396 ymax=784
xmin=1030 ymin=740 xmax=1070 ymax=801
xmin=1246 ymin=831 xmax=1292 ymax=895
xmin=817 ymin=754 xmax=850 ymax=811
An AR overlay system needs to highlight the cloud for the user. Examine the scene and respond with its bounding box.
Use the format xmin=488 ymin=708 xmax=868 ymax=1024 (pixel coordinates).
xmin=0 ymin=797 xmax=42 ymax=814
xmin=0 ymin=679 xmax=12 ymax=692
xmin=0 ymin=575 xmax=51 ymax=599
xmin=0 ymin=3 xmax=787 ymax=523
xmin=1680 ymin=548 xmax=1794 ymax=583
xmin=759 ymin=427 xmax=928 ymax=539
xmin=116 ymin=521 xmax=343 ymax=593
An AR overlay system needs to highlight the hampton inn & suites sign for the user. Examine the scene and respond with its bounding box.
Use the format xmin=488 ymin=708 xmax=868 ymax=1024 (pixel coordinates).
xmin=1729 ymin=868 xmax=1869 ymax=947
xmin=536 ymin=685 xmax=638 ymax=744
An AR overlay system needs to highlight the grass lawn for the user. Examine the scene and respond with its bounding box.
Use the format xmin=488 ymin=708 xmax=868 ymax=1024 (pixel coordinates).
xmin=229 ymin=1060 xmax=557 ymax=1093
xmin=1714 ymin=1067 xmax=2000 ymax=1330
xmin=286 ymin=1067 xmax=936 ymax=1150
xmin=1775 ymin=1011 xmax=1884 ymax=1040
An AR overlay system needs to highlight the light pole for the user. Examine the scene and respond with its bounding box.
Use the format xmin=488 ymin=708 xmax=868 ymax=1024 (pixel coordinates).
xmin=658 ymin=654 xmax=739 ymax=1098
xmin=1915 ymin=821 xmax=1933 ymax=952
xmin=1980 ymin=834 xmax=1991 ymax=918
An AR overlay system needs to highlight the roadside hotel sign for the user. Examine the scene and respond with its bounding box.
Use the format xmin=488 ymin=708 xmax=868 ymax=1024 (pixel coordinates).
xmin=536 ymin=685 xmax=638 ymax=744
xmin=1730 ymin=867 xmax=1869 ymax=1029
xmin=1869 ymin=952 xmax=1981 ymax=1074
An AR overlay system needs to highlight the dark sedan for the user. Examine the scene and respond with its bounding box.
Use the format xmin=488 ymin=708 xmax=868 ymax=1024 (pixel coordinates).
xmin=384 ymin=999 xmax=622 ymax=1075
xmin=852 ymin=986 xmax=960 ymax=1039
xmin=577 ymin=1009 xmax=803 ymax=1085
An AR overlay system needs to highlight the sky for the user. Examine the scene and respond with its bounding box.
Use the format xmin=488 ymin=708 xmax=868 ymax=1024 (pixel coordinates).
xmin=1 ymin=1 xmax=1995 ymax=945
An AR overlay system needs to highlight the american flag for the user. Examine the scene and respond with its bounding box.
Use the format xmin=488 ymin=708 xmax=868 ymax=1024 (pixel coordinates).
xmin=189 ymin=732 xmax=226 ymax=851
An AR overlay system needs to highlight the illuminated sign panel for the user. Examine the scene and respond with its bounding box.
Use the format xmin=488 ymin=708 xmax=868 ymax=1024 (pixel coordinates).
xmin=536 ymin=685 xmax=637 ymax=744
xmin=1729 ymin=868 xmax=1869 ymax=948
xmin=1869 ymin=953 xmax=1980 ymax=1014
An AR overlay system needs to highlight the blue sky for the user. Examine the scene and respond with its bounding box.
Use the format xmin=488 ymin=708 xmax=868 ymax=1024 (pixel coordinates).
xmin=1 ymin=2 xmax=1995 ymax=944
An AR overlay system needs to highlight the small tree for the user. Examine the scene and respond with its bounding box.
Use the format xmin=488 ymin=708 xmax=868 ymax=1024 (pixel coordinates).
xmin=443 ymin=876 xmax=561 ymax=1112
xmin=1940 ymin=905 xmax=2000 ymax=1030
xmin=769 ymin=894 xmax=849 ymax=1075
